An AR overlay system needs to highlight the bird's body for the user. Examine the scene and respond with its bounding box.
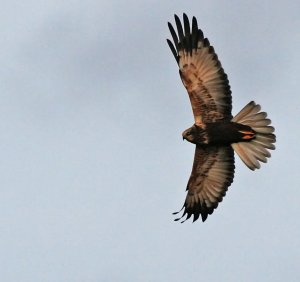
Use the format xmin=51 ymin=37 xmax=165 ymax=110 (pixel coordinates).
xmin=167 ymin=14 xmax=276 ymax=222
xmin=182 ymin=122 xmax=256 ymax=145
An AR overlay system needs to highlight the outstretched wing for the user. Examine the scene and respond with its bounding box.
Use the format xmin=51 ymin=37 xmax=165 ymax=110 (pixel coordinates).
xmin=175 ymin=145 xmax=235 ymax=222
xmin=167 ymin=14 xmax=232 ymax=125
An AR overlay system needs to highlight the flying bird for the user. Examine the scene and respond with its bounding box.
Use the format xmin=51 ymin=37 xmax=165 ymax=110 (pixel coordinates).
xmin=167 ymin=14 xmax=276 ymax=223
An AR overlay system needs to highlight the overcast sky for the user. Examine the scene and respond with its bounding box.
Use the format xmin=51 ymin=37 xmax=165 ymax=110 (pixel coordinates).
xmin=1 ymin=1 xmax=300 ymax=281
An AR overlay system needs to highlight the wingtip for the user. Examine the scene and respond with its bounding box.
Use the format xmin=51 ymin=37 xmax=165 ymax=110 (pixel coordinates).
xmin=192 ymin=16 xmax=198 ymax=29
xmin=201 ymin=213 xmax=208 ymax=222
xmin=174 ymin=14 xmax=180 ymax=21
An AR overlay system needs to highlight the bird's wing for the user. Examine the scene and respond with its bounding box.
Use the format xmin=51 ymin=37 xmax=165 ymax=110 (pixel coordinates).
xmin=175 ymin=145 xmax=235 ymax=222
xmin=167 ymin=14 xmax=232 ymax=125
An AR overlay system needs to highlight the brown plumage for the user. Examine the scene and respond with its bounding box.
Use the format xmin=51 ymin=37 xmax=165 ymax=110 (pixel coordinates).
xmin=167 ymin=14 xmax=276 ymax=222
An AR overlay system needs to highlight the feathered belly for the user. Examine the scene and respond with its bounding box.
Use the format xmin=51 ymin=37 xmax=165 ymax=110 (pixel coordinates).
xmin=205 ymin=122 xmax=256 ymax=145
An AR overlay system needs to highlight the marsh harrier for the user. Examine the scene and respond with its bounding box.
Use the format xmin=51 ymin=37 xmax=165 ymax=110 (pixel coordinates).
xmin=167 ymin=14 xmax=276 ymax=222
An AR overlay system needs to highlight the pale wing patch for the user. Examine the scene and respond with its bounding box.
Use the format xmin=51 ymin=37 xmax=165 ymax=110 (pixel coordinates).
xmin=179 ymin=48 xmax=231 ymax=123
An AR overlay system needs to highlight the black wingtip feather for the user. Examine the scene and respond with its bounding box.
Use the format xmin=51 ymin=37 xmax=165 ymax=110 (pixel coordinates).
xmin=192 ymin=16 xmax=198 ymax=31
xmin=174 ymin=14 xmax=184 ymax=43
xmin=193 ymin=213 xmax=200 ymax=222
xmin=168 ymin=22 xmax=179 ymax=51
xmin=183 ymin=14 xmax=192 ymax=54
xmin=183 ymin=13 xmax=190 ymax=38
xmin=167 ymin=39 xmax=178 ymax=62
xmin=203 ymin=38 xmax=210 ymax=47
xmin=191 ymin=17 xmax=199 ymax=50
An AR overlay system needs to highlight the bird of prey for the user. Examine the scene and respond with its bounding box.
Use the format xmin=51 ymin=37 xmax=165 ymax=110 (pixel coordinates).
xmin=167 ymin=14 xmax=276 ymax=223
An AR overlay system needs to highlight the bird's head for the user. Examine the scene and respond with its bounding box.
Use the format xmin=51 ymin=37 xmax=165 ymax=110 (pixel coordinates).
xmin=182 ymin=124 xmax=207 ymax=145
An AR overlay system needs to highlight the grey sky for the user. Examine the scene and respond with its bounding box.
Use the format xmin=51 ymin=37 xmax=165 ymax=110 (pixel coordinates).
xmin=1 ymin=1 xmax=299 ymax=281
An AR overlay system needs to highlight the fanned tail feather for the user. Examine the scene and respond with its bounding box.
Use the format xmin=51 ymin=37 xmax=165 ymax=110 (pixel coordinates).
xmin=231 ymin=101 xmax=276 ymax=170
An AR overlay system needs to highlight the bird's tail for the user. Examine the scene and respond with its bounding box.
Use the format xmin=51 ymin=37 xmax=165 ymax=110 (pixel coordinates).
xmin=231 ymin=101 xmax=276 ymax=170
